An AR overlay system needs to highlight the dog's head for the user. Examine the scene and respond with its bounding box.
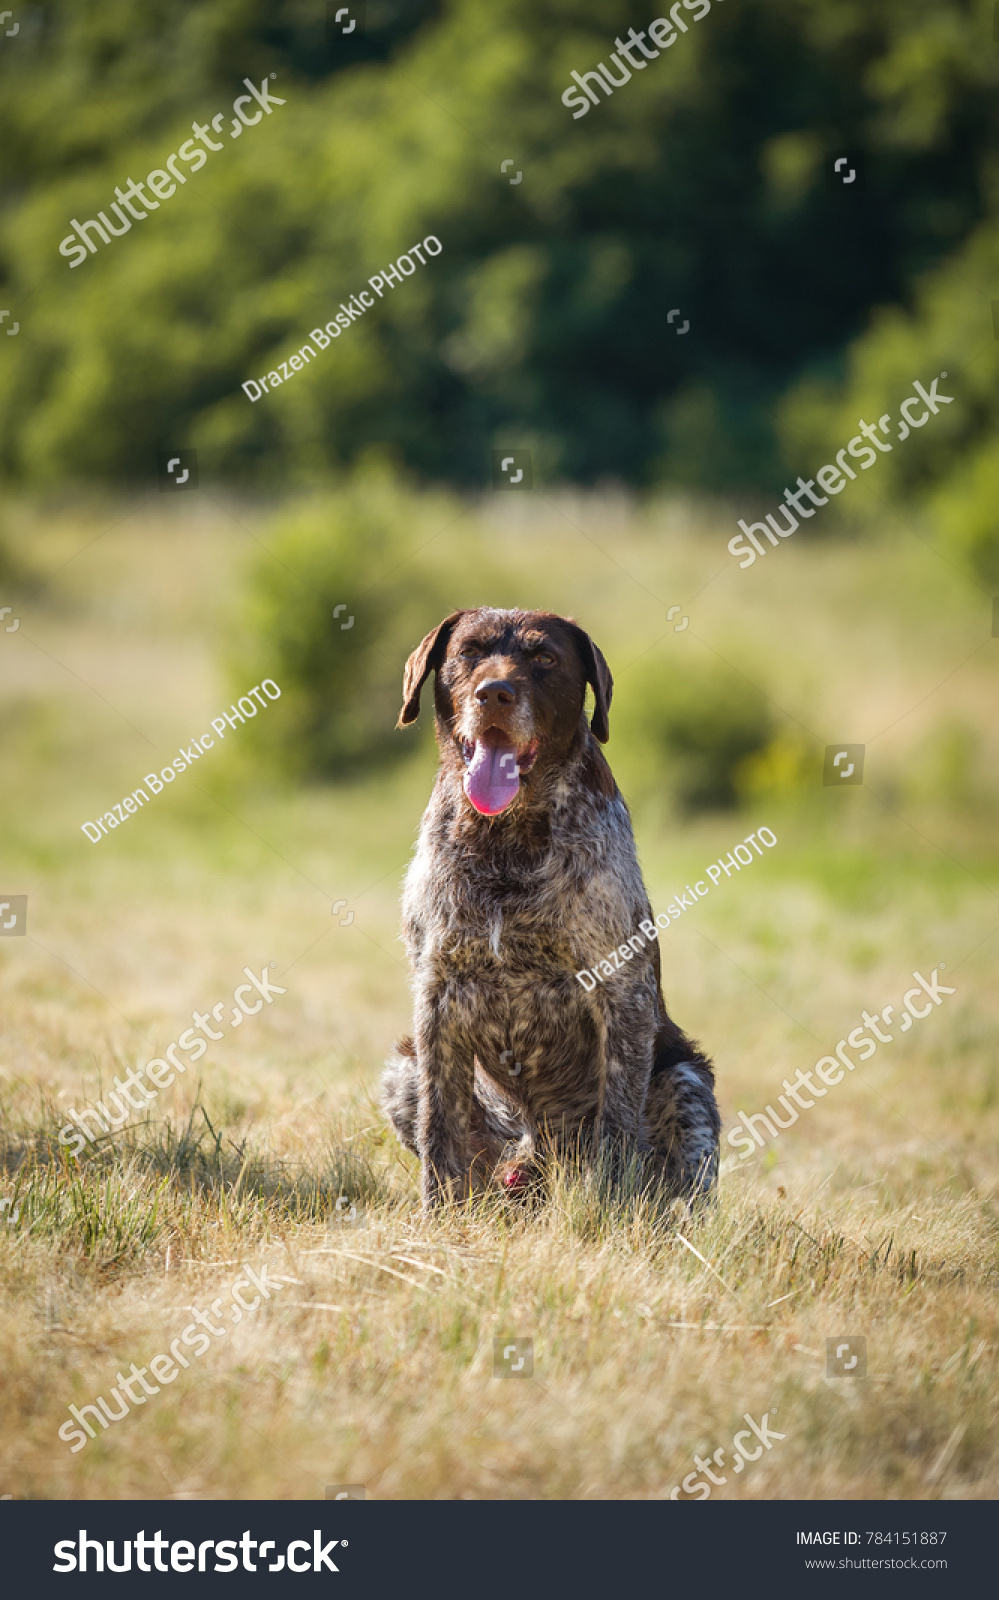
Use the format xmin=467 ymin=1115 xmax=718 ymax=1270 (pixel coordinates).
xmin=397 ymin=608 xmax=612 ymax=817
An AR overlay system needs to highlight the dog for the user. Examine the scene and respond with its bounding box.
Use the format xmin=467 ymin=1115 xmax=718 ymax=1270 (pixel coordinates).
xmin=381 ymin=608 xmax=720 ymax=1209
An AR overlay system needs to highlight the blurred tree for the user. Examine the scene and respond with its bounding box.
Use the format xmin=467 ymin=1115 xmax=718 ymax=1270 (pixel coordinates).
xmin=0 ymin=0 xmax=995 ymax=511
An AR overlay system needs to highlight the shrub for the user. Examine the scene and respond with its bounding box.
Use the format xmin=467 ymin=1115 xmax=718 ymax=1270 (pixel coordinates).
xmin=611 ymin=657 xmax=775 ymax=814
xmin=233 ymin=471 xmax=463 ymax=778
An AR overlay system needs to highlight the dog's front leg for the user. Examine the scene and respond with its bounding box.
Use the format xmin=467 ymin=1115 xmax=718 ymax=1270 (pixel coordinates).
xmin=414 ymin=988 xmax=475 ymax=1210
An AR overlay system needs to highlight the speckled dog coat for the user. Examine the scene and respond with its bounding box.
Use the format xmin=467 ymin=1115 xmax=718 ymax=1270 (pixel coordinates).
xmin=381 ymin=608 xmax=720 ymax=1209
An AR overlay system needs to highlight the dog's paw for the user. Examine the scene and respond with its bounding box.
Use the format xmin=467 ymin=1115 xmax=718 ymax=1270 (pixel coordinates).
xmin=501 ymin=1166 xmax=528 ymax=1191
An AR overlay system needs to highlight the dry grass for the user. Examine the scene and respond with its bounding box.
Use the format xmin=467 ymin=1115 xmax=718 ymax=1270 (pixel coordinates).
xmin=1 ymin=493 xmax=997 ymax=1499
xmin=2 ymin=1112 xmax=996 ymax=1500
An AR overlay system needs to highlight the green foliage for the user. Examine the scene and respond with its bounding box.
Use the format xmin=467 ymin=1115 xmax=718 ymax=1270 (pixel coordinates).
xmin=0 ymin=518 xmax=24 ymax=587
xmin=779 ymin=216 xmax=999 ymax=585
xmin=1 ymin=0 xmax=996 ymax=496
xmin=0 ymin=1155 xmax=167 ymax=1269
xmin=735 ymin=728 xmax=816 ymax=808
xmin=234 ymin=472 xmax=777 ymax=800
xmin=233 ymin=468 xmax=469 ymax=776
xmin=612 ymin=655 xmax=776 ymax=814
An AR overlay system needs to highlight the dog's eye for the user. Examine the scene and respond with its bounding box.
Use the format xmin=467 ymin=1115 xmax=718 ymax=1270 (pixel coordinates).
xmin=534 ymin=652 xmax=556 ymax=668
xmin=459 ymin=643 xmax=481 ymax=659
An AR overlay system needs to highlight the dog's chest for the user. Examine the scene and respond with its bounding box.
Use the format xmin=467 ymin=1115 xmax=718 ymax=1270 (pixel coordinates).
xmin=407 ymin=832 xmax=564 ymax=933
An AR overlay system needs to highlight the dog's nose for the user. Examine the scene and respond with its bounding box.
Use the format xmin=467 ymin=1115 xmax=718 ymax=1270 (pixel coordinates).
xmin=474 ymin=678 xmax=517 ymax=707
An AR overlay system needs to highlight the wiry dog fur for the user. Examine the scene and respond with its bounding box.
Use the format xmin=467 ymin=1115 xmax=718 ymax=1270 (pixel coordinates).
xmin=381 ymin=608 xmax=720 ymax=1209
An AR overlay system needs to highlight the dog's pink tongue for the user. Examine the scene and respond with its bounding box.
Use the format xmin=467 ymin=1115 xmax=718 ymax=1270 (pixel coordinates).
xmin=464 ymin=739 xmax=521 ymax=815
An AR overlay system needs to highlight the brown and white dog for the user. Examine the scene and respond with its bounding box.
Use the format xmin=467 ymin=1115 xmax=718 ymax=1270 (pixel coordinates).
xmin=381 ymin=607 xmax=720 ymax=1209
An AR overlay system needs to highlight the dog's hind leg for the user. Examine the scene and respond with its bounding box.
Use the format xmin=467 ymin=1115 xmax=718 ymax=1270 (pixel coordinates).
xmin=381 ymin=1036 xmax=421 ymax=1154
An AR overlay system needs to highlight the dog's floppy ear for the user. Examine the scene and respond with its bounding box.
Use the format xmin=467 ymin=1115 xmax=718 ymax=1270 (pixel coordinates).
xmin=397 ymin=611 xmax=467 ymax=728
xmin=568 ymin=624 xmax=613 ymax=743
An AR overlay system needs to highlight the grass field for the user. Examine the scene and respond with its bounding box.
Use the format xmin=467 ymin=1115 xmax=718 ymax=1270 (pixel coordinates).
xmin=1 ymin=489 xmax=997 ymax=1500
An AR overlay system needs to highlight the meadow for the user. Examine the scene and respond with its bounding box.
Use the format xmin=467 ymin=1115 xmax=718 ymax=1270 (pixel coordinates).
xmin=1 ymin=488 xmax=997 ymax=1500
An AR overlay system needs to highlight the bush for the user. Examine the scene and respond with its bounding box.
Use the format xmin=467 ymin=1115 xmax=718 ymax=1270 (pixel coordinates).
xmin=611 ymin=657 xmax=775 ymax=815
xmin=233 ymin=470 xmax=464 ymax=778
xmin=236 ymin=482 xmax=778 ymax=802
